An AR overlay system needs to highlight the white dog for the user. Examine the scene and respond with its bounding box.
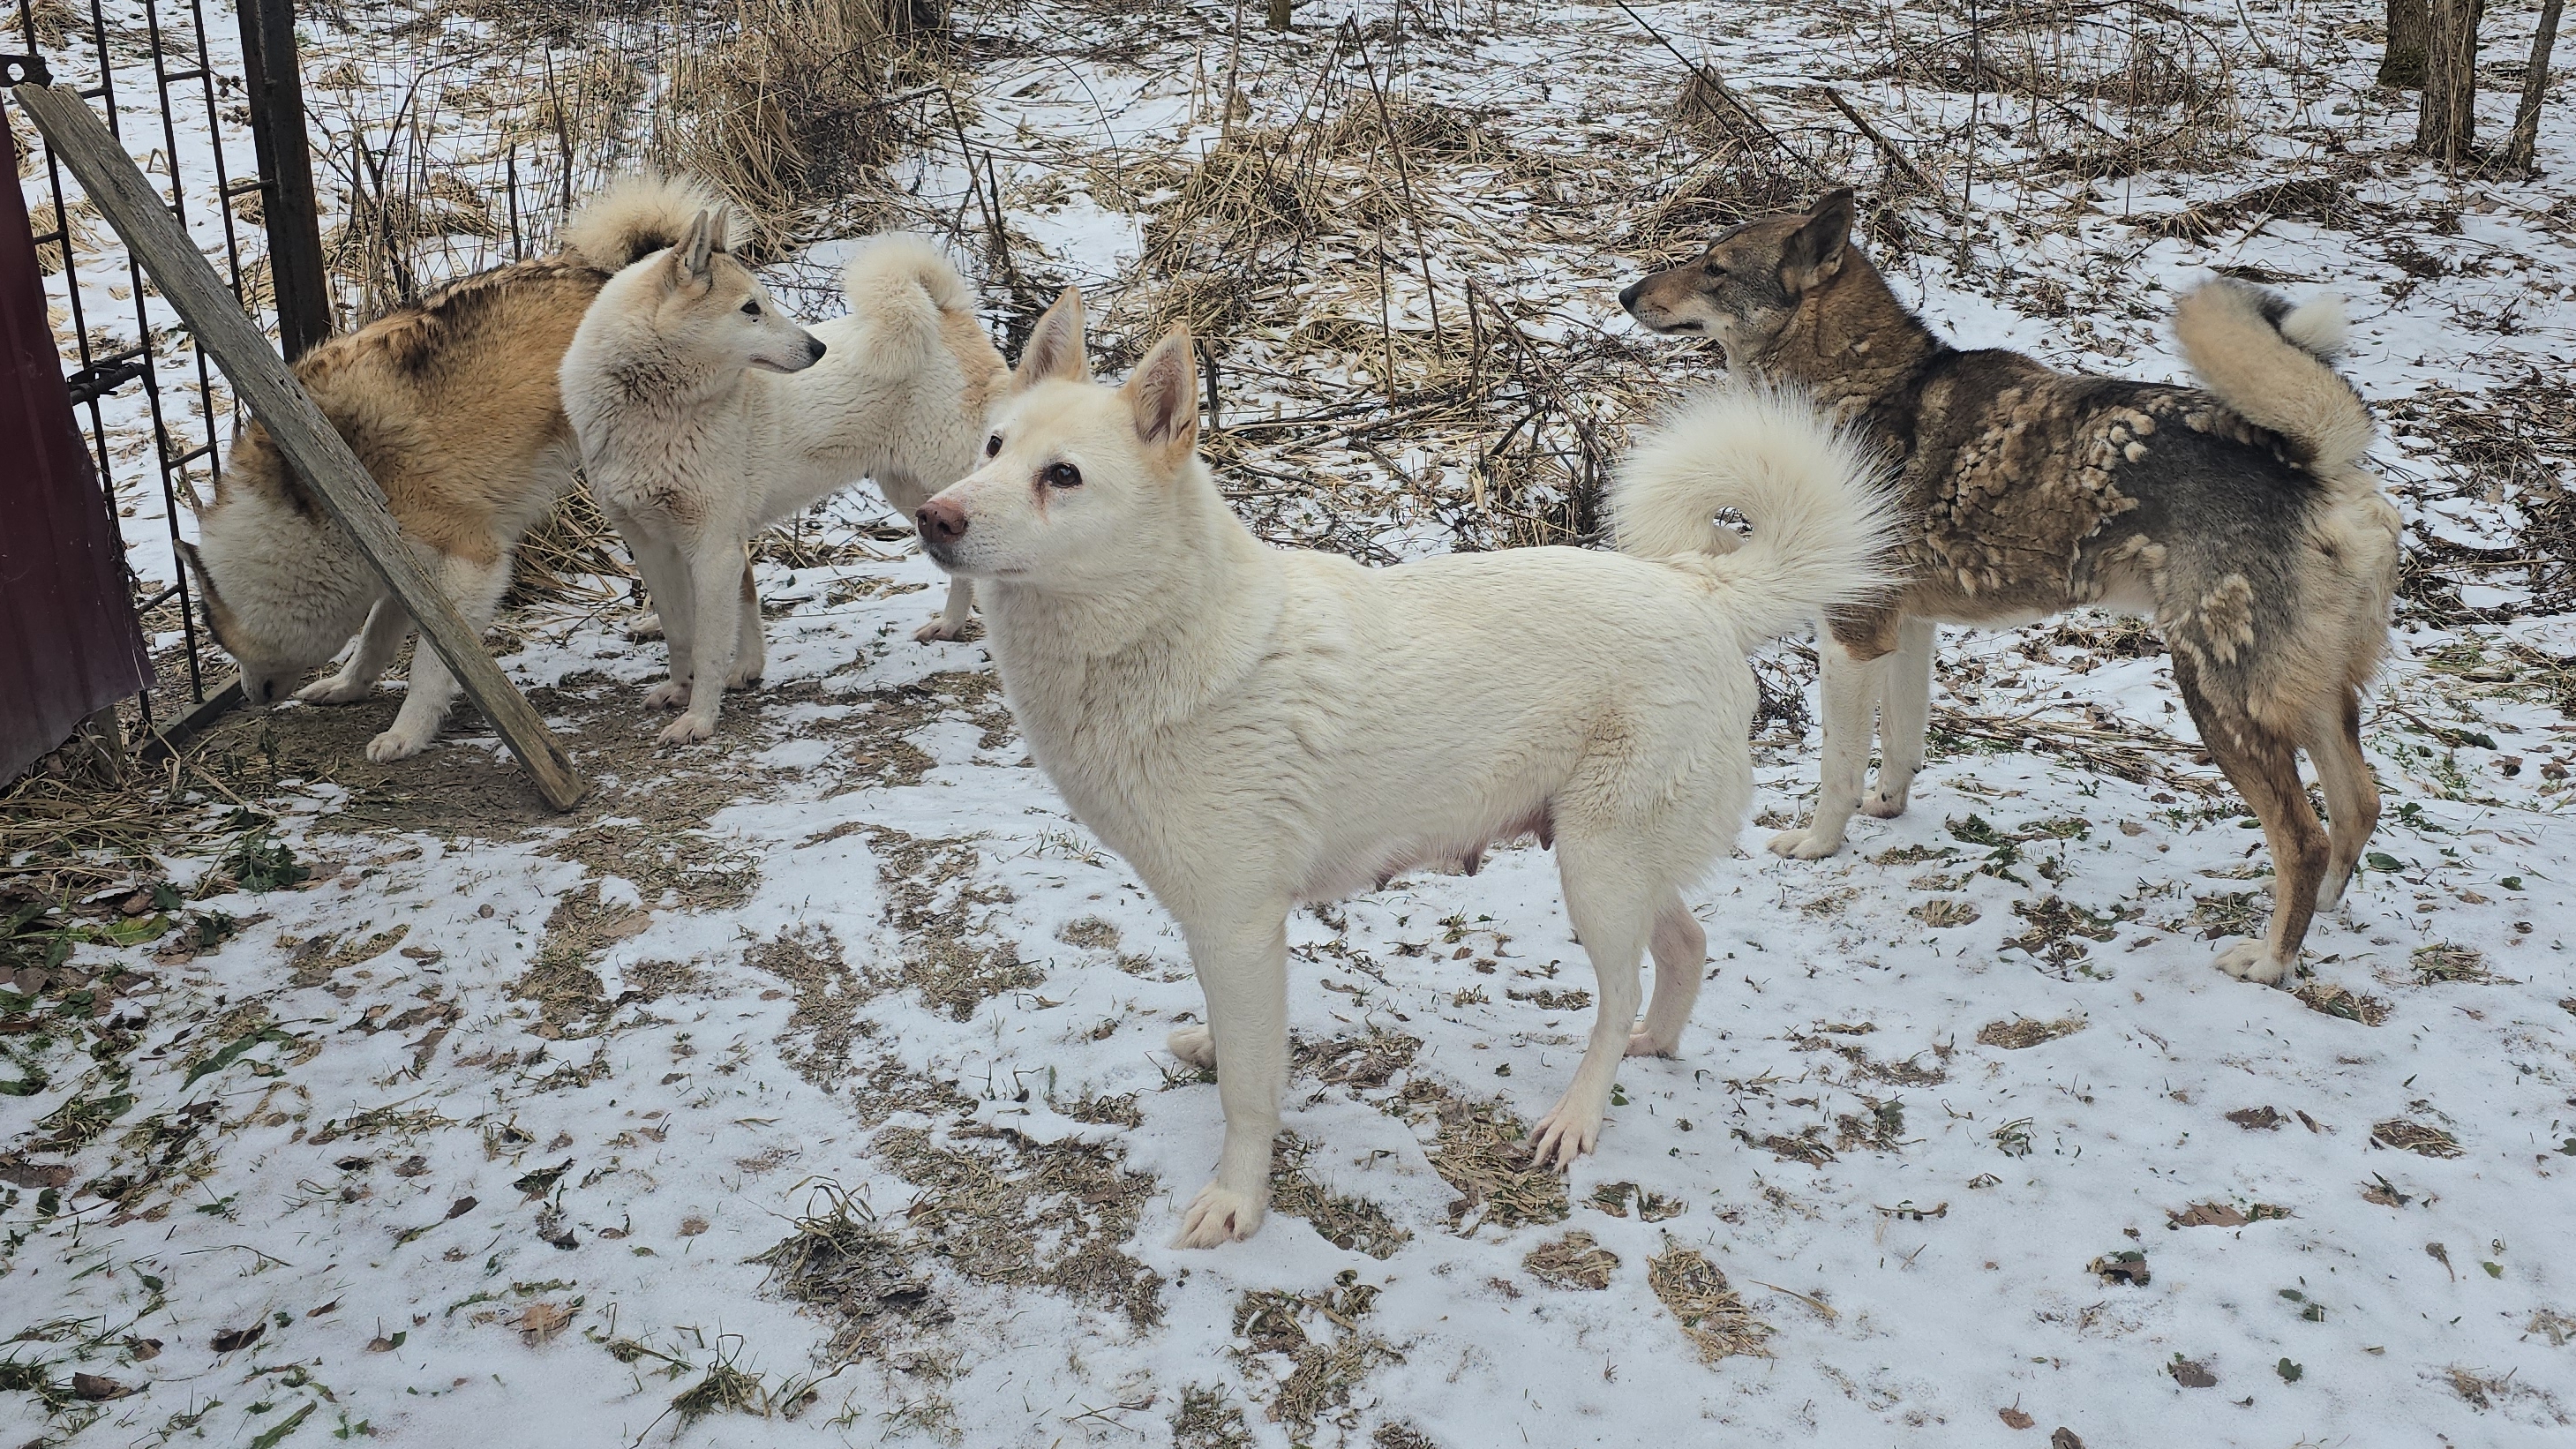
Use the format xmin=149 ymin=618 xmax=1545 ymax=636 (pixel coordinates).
xmin=560 ymin=214 xmax=1007 ymax=743
xmin=916 ymin=290 xmax=1897 ymax=1246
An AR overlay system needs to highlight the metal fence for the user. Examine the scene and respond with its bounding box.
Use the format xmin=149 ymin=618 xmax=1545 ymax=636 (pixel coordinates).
xmin=7 ymin=0 xmax=327 ymax=754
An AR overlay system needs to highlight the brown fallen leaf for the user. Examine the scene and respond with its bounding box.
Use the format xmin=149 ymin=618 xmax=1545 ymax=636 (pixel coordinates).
xmin=2051 ymin=1430 xmax=2086 ymax=1449
xmin=517 ymin=1301 xmax=572 ymax=1345
xmin=2168 ymin=1202 xmax=2248 ymax=1228
xmin=446 ymin=1196 xmax=477 ymax=1220
xmin=124 ymin=1337 xmax=161 ymax=1362
xmin=2168 ymin=1356 xmax=2217 ymax=1388
xmin=678 ymin=1214 xmax=710 ymax=1237
xmin=2000 ymin=1405 xmax=2036 ymax=1429
xmin=71 ymin=1372 xmax=131 ymax=1400
xmin=210 ymin=1323 xmax=264 ymax=1354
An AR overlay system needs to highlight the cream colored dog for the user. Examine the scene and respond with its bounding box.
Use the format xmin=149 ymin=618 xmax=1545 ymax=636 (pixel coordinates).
xmin=916 ymin=290 xmax=1897 ymax=1247
xmin=560 ymin=218 xmax=1007 ymax=744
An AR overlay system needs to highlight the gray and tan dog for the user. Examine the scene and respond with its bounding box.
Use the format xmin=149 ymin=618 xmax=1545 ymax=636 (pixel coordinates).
xmin=1619 ymin=187 xmax=2402 ymax=986
xmin=177 ymin=173 xmax=740 ymax=762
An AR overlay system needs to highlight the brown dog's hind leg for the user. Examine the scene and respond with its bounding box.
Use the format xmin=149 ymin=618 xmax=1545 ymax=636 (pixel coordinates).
xmin=2307 ymin=687 xmax=2379 ymax=912
xmin=2174 ymin=660 xmax=2330 ymax=985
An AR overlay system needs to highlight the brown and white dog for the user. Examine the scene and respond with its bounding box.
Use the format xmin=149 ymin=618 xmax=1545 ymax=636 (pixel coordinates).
xmin=177 ymin=174 xmax=738 ymax=762
xmin=1619 ymin=188 xmax=2403 ymax=985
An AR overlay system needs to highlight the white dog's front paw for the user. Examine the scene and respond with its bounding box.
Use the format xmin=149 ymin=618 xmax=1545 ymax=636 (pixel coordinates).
xmin=1768 ymin=826 xmax=1844 ymax=860
xmin=2212 ymin=939 xmax=2293 ymax=985
xmin=1173 ymin=1181 xmax=1265 ymax=1248
xmin=1626 ymin=1026 xmax=1683 ymax=1058
xmin=626 ymin=613 xmax=665 ymax=642
xmin=1166 ymin=1026 xmax=1217 ymax=1070
xmin=912 ymin=615 xmax=967 ymax=643
xmin=365 ymin=727 xmax=428 ymax=762
xmin=725 ymin=663 xmax=763 ymax=690
xmin=657 ymin=713 xmax=717 ymax=747
xmin=1862 ymin=782 xmax=1912 ymax=819
xmin=1528 ymin=1093 xmax=1607 ymax=1170
xmin=297 ymin=675 xmax=372 ymax=706
xmin=644 ymin=679 xmax=690 ymax=709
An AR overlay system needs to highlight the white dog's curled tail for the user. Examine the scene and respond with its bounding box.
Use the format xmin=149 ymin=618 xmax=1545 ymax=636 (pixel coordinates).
xmin=2174 ymin=277 xmax=2376 ymax=490
xmin=841 ymin=235 xmax=980 ymax=349
xmin=560 ymin=172 xmax=734 ymax=271
xmin=1611 ymin=385 xmax=1902 ymax=645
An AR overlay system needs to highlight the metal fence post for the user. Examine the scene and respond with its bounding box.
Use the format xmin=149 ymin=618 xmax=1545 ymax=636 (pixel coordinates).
xmin=235 ymin=0 xmax=333 ymax=358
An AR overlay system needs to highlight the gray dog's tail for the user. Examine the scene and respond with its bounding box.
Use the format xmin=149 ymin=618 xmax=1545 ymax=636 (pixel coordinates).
xmin=1611 ymin=384 xmax=1901 ymax=647
xmin=2174 ymin=278 xmax=2375 ymax=489
xmin=560 ymin=173 xmax=734 ymax=271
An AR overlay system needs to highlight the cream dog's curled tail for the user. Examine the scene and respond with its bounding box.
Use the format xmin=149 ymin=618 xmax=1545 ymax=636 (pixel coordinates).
xmin=1610 ymin=384 xmax=1903 ymax=644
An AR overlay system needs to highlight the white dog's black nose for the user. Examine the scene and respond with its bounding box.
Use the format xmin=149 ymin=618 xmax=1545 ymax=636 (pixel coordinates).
xmin=806 ymin=338 xmax=828 ymax=363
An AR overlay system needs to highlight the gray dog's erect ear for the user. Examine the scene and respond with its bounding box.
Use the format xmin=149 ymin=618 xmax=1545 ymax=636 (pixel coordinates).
xmin=1011 ymin=287 xmax=1091 ymax=394
xmin=1123 ymin=325 xmax=1199 ymax=460
xmin=1780 ymin=187 xmax=1854 ymax=293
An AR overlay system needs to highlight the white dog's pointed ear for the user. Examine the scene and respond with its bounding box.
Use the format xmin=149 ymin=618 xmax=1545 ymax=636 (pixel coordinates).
xmin=1123 ymin=326 xmax=1199 ymax=460
xmin=707 ymin=206 xmax=732 ymax=257
xmin=1011 ymin=288 xmax=1090 ymax=393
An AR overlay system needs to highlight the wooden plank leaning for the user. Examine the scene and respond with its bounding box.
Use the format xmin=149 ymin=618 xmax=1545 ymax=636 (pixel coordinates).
xmin=11 ymin=80 xmax=588 ymax=810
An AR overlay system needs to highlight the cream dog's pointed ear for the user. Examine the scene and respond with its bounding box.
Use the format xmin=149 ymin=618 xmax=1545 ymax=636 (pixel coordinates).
xmin=1123 ymin=325 xmax=1199 ymax=462
xmin=680 ymin=210 xmax=716 ymax=280
xmin=1011 ymin=288 xmax=1090 ymax=393
xmin=706 ymin=206 xmax=732 ymax=257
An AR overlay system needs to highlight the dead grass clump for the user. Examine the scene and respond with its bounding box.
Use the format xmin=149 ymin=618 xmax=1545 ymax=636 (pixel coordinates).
xmin=1911 ymin=897 xmax=1979 ymax=927
xmin=1977 ymin=1016 xmax=2087 ymax=1050
xmin=1145 ymin=134 xmax=1323 ymax=264
xmin=2379 ymin=372 xmax=2576 ymax=623
xmin=874 ymin=1122 xmax=1163 ymax=1326
xmin=1327 ymin=95 xmax=1513 ymax=167
xmin=861 ymin=827 xmax=1035 ymax=1018
xmin=1171 ymin=1384 xmax=1257 ymax=1449
xmin=2442 ymin=1364 xmax=2570 ymax=1422
xmin=2411 ymin=942 xmax=2501 ymax=985
xmin=1646 ymin=1235 xmax=1771 ymax=1363
xmin=2371 ymin=1118 xmax=2463 ymax=1159
xmin=1055 ymin=1091 xmax=1140 ymax=1128
xmin=1390 ymin=1079 xmax=1567 ymax=1230
xmin=1272 ymin=1133 xmax=1410 ymax=1259
xmin=745 ymin=926 xmax=875 ymax=1089
xmin=1232 ymin=1273 xmax=1400 ymax=1438
xmin=751 ymin=1181 xmax=943 ymax=1359
xmin=658 ymin=0 xmax=941 ymax=253
xmin=1625 ymin=139 xmax=1820 ymax=252
xmin=2294 ymin=980 xmax=2392 ymax=1026
xmin=1524 ymin=1230 xmax=1620 ymax=1290
xmin=1296 ymin=1028 xmax=1423 ymax=1092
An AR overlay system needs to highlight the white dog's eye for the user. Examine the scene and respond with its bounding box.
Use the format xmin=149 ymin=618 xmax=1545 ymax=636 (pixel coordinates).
xmin=984 ymin=433 xmax=1002 ymax=458
xmin=740 ymin=300 xmax=761 ymax=317
xmin=1043 ymin=461 xmax=1082 ymax=490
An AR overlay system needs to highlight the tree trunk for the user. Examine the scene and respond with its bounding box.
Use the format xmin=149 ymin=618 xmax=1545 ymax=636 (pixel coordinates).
xmin=1267 ymin=0 xmax=1289 ymax=30
xmin=2383 ymin=0 xmax=2430 ymax=86
xmin=2503 ymin=0 xmax=2565 ymax=172
xmin=2418 ymin=0 xmax=2484 ymax=161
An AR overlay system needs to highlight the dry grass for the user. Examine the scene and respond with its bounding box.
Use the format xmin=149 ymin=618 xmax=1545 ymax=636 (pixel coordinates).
xmin=2370 ymin=1118 xmax=2463 ymax=1159
xmin=1976 ymin=1016 xmax=2087 ymax=1050
xmin=751 ymin=1181 xmax=944 ymax=1359
xmin=1230 ymin=1273 xmax=1399 ymax=1438
xmin=1389 ymin=1078 xmax=1567 ymax=1231
xmin=1646 ymin=1236 xmax=1772 ymax=1363
xmin=1271 ymin=1133 xmax=1410 ymax=1259
xmin=1523 ymin=1230 xmax=1620 ymax=1290
xmin=2293 ymin=980 xmax=2392 ymax=1026
xmin=875 ymin=1122 xmax=1164 ymax=1327
xmin=2410 ymin=942 xmax=2504 ymax=985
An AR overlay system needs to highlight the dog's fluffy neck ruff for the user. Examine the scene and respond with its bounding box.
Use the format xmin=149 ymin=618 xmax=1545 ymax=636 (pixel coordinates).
xmin=1747 ymin=252 xmax=1947 ymax=427
xmin=980 ymin=454 xmax=1284 ymax=730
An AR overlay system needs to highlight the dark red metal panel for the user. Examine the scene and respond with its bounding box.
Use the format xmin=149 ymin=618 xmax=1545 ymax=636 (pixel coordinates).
xmin=1 ymin=104 xmax=153 ymax=784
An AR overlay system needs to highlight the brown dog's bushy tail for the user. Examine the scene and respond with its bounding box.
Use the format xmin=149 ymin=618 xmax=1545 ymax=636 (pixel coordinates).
xmin=2174 ymin=278 xmax=2375 ymax=488
xmin=1611 ymin=384 xmax=1902 ymax=646
xmin=560 ymin=173 xmax=734 ymax=271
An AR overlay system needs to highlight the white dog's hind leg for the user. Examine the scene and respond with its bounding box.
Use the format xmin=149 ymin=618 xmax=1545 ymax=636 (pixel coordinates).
xmin=1769 ymin=635 xmax=1882 ymax=860
xmin=914 ymin=574 xmax=974 ymax=643
xmin=1533 ymin=844 xmax=1650 ymax=1169
xmin=366 ymin=555 xmax=509 ymax=762
xmin=1865 ymin=616 xmax=1935 ymax=818
xmin=727 ymin=557 xmax=765 ymax=689
xmin=297 ymin=597 xmax=410 ymax=705
xmin=1628 ymin=890 xmax=1705 ymax=1058
xmin=1174 ymin=911 xmax=1288 ymax=1249
xmin=660 ymin=537 xmax=746 ymax=745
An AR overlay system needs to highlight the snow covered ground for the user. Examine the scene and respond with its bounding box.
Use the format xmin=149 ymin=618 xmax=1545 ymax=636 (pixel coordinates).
xmin=8 ymin=1 xmax=2576 ymax=1445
